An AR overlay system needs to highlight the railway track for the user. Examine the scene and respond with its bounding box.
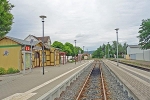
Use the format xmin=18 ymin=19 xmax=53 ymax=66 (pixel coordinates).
xmin=56 ymin=60 xmax=110 ymax=100
xmin=76 ymin=60 xmax=109 ymax=100
xmin=55 ymin=60 xmax=134 ymax=100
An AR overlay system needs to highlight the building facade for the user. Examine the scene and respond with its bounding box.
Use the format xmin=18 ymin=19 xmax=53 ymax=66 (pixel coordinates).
xmin=0 ymin=35 xmax=60 ymax=71
xmin=126 ymin=45 xmax=150 ymax=61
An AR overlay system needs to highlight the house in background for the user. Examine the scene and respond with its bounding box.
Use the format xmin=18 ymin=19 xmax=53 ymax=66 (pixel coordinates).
xmin=126 ymin=45 xmax=142 ymax=59
xmin=82 ymin=53 xmax=89 ymax=60
xmin=126 ymin=45 xmax=150 ymax=61
xmin=24 ymin=35 xmax=51 ymax=47
xmin=127 ymin=45 xmax=142 ymax=55
xmin=24 ymin=35 xmax=60 ymax=66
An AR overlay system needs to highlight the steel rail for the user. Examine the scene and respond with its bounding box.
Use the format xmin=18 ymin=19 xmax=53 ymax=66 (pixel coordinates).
xmin=75 ymin=61 xmax=96 ymax=100
xmin=100 ymin=61 xmax=107 ymax=100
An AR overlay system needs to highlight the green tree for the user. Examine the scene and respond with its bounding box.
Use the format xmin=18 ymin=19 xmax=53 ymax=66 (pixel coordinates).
xmin=123 ymin=42 xmax=127 ymax=55
xmin=112 ymin=41 xmax=117 ymax=55
xmin=92 ymin=41 xmax=127 ymax=58
xmin=63 ymin=45 xmax=72 ymax=56
xmin=137 ymin=19 xmax=150 ymax=49
xmin=76 ymin=46 xmax=82 ymax=54
xmin=52 ymin=41 xmax=64 ymax=51
xmin=111 ymin=41 xmax=125 ymax=57
xmin=64 ymin=42 xmax=74 ymax=56
xmin=0 ymin=0 xmax=14 ymax=38
xmin=92 ymin=46 xmax=105 ymax=58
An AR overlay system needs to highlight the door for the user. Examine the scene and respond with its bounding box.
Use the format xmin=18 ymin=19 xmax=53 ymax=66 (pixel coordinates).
xmin=25 ymin=53 xmax=31 ymax=69
xmin=34 ymin=52 xmax=40 ymax=67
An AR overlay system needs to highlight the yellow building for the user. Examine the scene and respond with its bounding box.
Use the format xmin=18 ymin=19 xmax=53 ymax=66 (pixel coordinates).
xmin=0 ymin=36 xmax=33 ymax=70
xmin=24 ymin=35 xmax=60 ymax=66
xmin=50 ymin=47 xmax=60 ymax=66
xmin=0 ymin=36 xmax=60 ymax=72
xmin=0 ymin=36 xmax=48 ymax=71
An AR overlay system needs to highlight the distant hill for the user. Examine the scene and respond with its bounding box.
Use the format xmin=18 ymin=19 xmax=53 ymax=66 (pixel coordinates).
xmin=84 ymin=50 xmax=95 ymax=54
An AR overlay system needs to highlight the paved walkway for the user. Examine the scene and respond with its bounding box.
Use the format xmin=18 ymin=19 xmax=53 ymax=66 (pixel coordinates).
xmin=0 ymin=60 xmax=92 ymax=100
xmin=103 ymin=59 xmax=150 ymax=100
xmin=118 ymin=59 xmax=150 ymax=67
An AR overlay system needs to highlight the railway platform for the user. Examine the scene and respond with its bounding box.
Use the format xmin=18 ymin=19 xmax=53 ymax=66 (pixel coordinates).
xmin=111 ymin=58 xmax=150 ymax=70
xmin=103 ymin=59 xmax=150 ymax=100
xmin=0 ymin=60 xmax=92 ymax=100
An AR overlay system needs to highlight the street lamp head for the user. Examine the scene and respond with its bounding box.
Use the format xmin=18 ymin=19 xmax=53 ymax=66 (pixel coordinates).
xmin=74 ymin=40 xmax=76 ymax=42
xmin=115 ymin=28 xmax=119 ymax=31
xmin=40 ymin=15 xmax=47 ymax=20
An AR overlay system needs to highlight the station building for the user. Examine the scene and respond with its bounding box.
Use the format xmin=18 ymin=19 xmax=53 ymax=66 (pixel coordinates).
xmin=0 ymin=35 xmax=61 ymax=71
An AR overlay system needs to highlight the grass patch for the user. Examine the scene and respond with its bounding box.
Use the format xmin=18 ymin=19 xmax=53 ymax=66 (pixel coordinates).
xmin=0 ymin=67 xmax=20 ymax=75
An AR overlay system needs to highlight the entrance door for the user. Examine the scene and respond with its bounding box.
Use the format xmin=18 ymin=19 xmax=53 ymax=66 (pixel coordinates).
xmin=34 ymin=52 xmax=40 ymax=67
xmin=25 ymin=53 xmax=31 ymax=69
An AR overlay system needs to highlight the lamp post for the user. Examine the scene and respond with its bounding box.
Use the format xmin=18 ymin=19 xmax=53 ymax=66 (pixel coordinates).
xmin=83 ymin=46 xmax=84 ymax=53
xmin=105 ymin=45 xmax=106 ymax=58
xmin=74 ymin=40 xmax=76 ymax=64
xmin=115 ymin=28 xmax=119 ymax=66
xmin=40 ymin=15 xmax=46 ymax=75
xmin=30 ymin=39 xmax=33 ymax=72
xmin=108 ymin=42 xmax=109 ymax=58
xmin=87 ymin=49 xmax=88 ymax=59
xmin=83 ymin=46 xmax=84 ymax=62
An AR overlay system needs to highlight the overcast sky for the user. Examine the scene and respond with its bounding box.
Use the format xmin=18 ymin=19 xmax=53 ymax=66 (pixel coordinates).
xmin=8 ymin=0 xmax=150 ymax=51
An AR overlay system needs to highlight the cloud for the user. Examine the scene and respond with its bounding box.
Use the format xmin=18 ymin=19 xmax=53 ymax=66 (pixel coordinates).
xmin=8 ymin=0 xmax=150 ymax=50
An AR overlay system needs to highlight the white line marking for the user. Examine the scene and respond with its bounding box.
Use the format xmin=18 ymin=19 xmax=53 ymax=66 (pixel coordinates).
xmin=3 ymin=60 xmax=93 ymax=100
xmin=3 ymin=93 xmax=37 ymax=100
xmin=109 ymin=60 xmax=150 ymax=80
xmin=105 ymin=60 xmax=150 ymax=86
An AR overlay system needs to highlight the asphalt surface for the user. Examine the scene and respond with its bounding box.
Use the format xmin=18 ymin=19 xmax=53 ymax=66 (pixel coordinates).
xmin=0 ymin=60 xmax=92 ymax=100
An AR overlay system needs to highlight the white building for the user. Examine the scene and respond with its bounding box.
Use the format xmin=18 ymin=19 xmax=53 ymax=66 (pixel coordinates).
xmin=127 ymin=45 xmax=150 ymax=61
xmin=127 ymin=45 xmax=143 ymax=55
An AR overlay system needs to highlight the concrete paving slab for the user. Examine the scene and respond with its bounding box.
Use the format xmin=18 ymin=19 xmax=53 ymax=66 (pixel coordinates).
xmin=0 ymin=60 xmax=92 ymax=100
xmin=103 ymin=59 xmax=150 ymax=100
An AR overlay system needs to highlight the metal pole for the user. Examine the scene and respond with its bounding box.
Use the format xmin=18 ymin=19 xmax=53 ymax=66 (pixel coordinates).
xmin=83 ymin=46 xmax=84 ymax=53
xmin=108 ymin=42 xmax=109 ymax=58
xmin=83 ymin=46 xmax=84 ymax=62
xmin=74 ymin=40 xmax=76 ymax=64
xmin=30 ymin=37 xmax=33 ymax=72
xmin=87 ymin=49 xmax=88 ymax=59
xmin=40 ymin=15 xmax=46 ymax=75
xmin=30 ymin=44 xmax=32 ymax=72
xmin=116 ymin=29 xmax=119 ymax=66
xmin=105 ymin=45 xmax=106 ymax=58
xmin=42 ymin=20 xmax=45 ymax=75
xmin=24 ymin=52 xmax=25 ymax=74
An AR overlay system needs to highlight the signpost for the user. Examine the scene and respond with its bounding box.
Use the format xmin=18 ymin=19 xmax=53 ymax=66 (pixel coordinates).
xmin=30 ymin=39 xmax=33 ymax=72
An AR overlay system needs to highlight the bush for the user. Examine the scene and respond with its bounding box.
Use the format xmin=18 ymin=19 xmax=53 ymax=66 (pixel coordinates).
xmin=7 ymin=68 xmax=19 ymax=74
xmin=0 ymin=67 xmax=20 ymax=75
xmin=14 ymin=69 xmax=20 ymax=73
xmin=118 ymin=55 xmax=124 ymax=58
xmin=0 ymin=67 xmax=6 ymax=75
xmin=7 ymin=68 xmax=14 ymax=74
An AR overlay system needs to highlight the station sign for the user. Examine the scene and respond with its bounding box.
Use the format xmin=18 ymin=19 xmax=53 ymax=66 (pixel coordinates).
xmin=25 ymin=46 xmax=30 ymax=51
